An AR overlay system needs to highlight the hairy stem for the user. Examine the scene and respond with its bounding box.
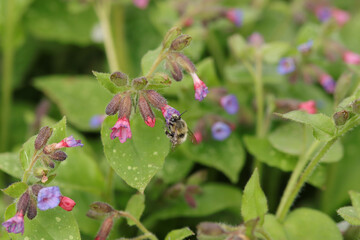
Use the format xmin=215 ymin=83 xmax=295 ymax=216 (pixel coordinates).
xmin=22 ymin=150 xmax=42 ymax=183
xmin=145 ymin=53 xmax=166 ymax=78
xmin=118 ymin=211 xmax=158 ymax=240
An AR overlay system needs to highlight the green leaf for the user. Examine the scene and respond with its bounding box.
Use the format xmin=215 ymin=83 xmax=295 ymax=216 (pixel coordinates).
xmin=0 ymin=153 xmax=23 ymax=179
xmin=228 ymin=34 xmax=248 ymax=59
xmin=244 ymin=136 xmax=297 ymax=171
xmin=261 ymin=42 xmax=290 ymax=64
xmin=19 ymin=117 xmax=66 ymax=171
xmin=186 ymin=134 xmax=245 ymax=183
xmin=101 ymin=114 xmax=170 ymax=193
xmin=241 ymin=169 xmax=268 ymax=224
xmin=158 ymin=151 xmax=194 ymax=184
xmin=34 ymin=75 xmax=113 ymax=131
xmin=125 ymin=193 xmax=145 ymax=226
xmin=284 ymin=208 xmax=342 ymax=240
xmin=6 ymin=203 xmax=81 ymax=240
xmin=350 ymin=191 xmax=360 ymax=216
xmin=296 ymin=23 xmax=320 ymax=45
xmin=337 ymin=207 xmax=360 ymax=225
xmin=24 ymin=0 xmax=97 ymax=45
xmin=165 ymin=227 xmax=194 ymax=240
xmin=141 ymin=45 xmax=162 ymax=75
xmin=263 ymin=214 xmax=288 ymax=240
xmin=277 ymin=111 xmax=335 ymax=141
xmin=93 ymin=71 xmax=129 ymax=94
xmin=2 ymin=182 xmax=28 ymax=198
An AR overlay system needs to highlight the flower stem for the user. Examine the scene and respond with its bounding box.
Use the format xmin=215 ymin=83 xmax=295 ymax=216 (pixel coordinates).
xmin=118 ymin=211 xmax=158 ymax=240
xmin=22 ymin=150 xmax=42 ymax=183
xmin=145 ymin=52 xmax=166 ymax=78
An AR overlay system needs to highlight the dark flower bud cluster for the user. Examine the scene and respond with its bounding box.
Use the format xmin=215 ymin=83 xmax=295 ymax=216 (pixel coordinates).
xmin=197 ymin=222 xmax=249 ymax=240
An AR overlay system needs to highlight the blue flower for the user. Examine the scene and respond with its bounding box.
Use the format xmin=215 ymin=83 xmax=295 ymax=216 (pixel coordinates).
xmin=212 ymin=122 xmax=231 ymax=141
xmin=277 ymin=58 xmax=296 ymax=75
xmin=297 ymin=40 xmax=313 ymax=53
xmin=37 ymin=186 xmax=62 ymax=211
xmin=220 ymin=95 xmax=239 ymax=115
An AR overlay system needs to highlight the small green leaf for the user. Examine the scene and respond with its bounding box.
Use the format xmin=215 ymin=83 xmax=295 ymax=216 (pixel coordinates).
xmin=337 ymin=207 xmax=360 ymax=225
xmin=261 ymin=42 xmax=290 ymax=64
xmin=93 ymin=71 xmax=129 ymax=94
xmin=277 ymin=110 xmax=336 ymax=141
xmin=0 ymin=153 xmax=23 ymax=179
xmin=284 ymin=208 xmax=342 ymax=240
xmin=165 ymin=227 xmax=194 ymax=240
xmin=263 ymin=214 xmax=288 ymax=240
xmin=125 ymin=193 xmax=145 ymax=226
xmin=2 ymin=182 xmax=28 ymax=198
xmin=101 ymin=114 xmax=170 ymax=193
xmin=141 ymin=45 xmax=162 ymax=75
xmin=241 ymin=169 xmax=268 ymax=224
xmin=296 ymin=23 xmax=320 ymax=45
xmin=350 ymin=191 xmax=360 ymax=216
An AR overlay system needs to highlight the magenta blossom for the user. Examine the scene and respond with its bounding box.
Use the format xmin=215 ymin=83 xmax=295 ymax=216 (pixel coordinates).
xmin=190 ymin=72 xmax=208 ymax=101
xmin=193 ymin=131 xmax=203 ymax=144
xmin=343 ymin=51 xmax=360 ymax=65
xmin=220 ymin=95 xmax=239 ymax=115
xmin=55 ymin=136 xmax=83 ymax=149
xmin=110 ymin=117 xmax=132 ymax=143
xmin=226 ymin=9 xmax=243 ymax=27
xmin=37 ymin=186 xmax=62 ymax=211
xmin=161 ymin=105 xmax=180 ymax=124
xmin=2 ymin=211 xmax=24 ymax=234
xmin=315 ymin=6 xmax=332 ymax=22
xmin=298 ymin=100 xmax=317 ymax=114
xmin=133 ymin=0 xmax=149 ymax=9
xmin=332 ymin=8 xmax=350 ymax=26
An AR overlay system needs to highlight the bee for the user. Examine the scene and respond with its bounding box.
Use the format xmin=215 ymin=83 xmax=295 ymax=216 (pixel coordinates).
xmin=165 ymin=112 xmax=195 ymax=149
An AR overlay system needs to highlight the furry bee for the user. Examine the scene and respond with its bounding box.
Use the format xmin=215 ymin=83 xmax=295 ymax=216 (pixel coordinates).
xmin=165 ymin=112 xmax=195 ymax=148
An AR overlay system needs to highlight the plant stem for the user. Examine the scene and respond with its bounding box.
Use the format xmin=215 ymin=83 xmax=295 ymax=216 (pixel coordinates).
xmin=105 ymin=167 xmax=115 ymax=203
xmin=22 ymin=150 xmax=42 ymax=183
xmin=145 ymin=53 xmax=166 ymax=78
xmin=118 ymin=211 xmax=158 ymax=240
xmin=1 ymin=0 xmax=16 ymax=152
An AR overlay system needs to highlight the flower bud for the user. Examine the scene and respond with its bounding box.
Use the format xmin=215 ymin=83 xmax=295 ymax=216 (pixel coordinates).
xmin=43 ymin=143 xmax=56 ymax=154
xmin=33 ymin=167 xmax=48 ymax=179
xmin=138 ymin=95 xmax=156 ymax=127
xmin=118 ymin=94 xmax=132 ymax=119
xmin=89 ymin=202 xmax=115 ymax=214
xmin=145 ymin=90 xmax=167 ymax=109
xmin=175 ymin=53 xmax=196 ymax=73
xmin=47 ymin=160 xmax=55 ymax=169
xmin=352 ymin=99 xmax=360 ymax=114
xmin=166 ymin=58 xmax=183 ymax=81
xmin=49 ymin=151 xmax=67 ymax=161
xmin=170 ymin=34 xmax=192 ymax=51
xmin=106 ymin=94 xmax=122 ymax=115
xmin=197 ymin=222 xmax=226 ymax=236
xmin=17 ymin=191 xmax=30 ymax=214
xmin=163 ymin=26 xmax=182 ymax=49
xmin=333 ymin=110 xmax=349 ymax=126
xmin=110 ymin=71 xmax=128 ymax=86
xmin=132 ymin=77 xmax=148 ymax=90
xmin=31 ymin=184 xmax=44 ymax=196
xmin=95 ymin=216 xmax=114 ymax=240
xmin=35 ymin=126 xmax=53 ymax=150
xmin=165 ymin=183 xmax=184 ymax=199
xmin=27 ymin=197 xmax=37 ymax=220
xmin=59 ymin=196 xmax=76 ymax=211
xmin=184 ymin=190 xmax=197 ymax=208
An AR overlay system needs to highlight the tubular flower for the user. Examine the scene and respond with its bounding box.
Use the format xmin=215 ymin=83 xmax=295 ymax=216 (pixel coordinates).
xmin=59 ymin=196 xmax=76 ymax=211
xmin=190 ymin=72 xmax=209 ymax=101
xmin=211 ymin=122 xmax=231 ymax=141
xmin=226 ymin=9 xmax=243 ymax=27
xmin=161 ymin=105 xmax=180 ymax=124
xmin=319 ymin=74 xmax=336 ymax=93
xmin=277 ymin=58 xmax=296 ymax=75
xmin=343 ymin=51 xmax=360 ymax=65
xmin=298 ymin=100 xmax=317 ymax=114
xmin=220 ymin=95 xmax=239 ymax=115
xmin=55 ymin=136 xmax=83 ymax=149
xmin=110 ymin=117 xmax=132 ymax=143
xmin=2 ymin=211 xmax=24 ymax=234
xmin=37 ymin=186 xmax=62 ymax=211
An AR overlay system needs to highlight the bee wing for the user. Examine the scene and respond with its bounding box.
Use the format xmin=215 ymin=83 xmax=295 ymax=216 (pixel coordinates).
xmin=187 ymin=128 xmax=198 ymax=144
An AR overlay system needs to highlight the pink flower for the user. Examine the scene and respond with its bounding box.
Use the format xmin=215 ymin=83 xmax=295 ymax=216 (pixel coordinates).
xmin=2 ymin=211 xmax=24 ymax=234
xmin=193 ymin=131 xmax=203 ymax=144
xmin=110 ymin=117 xmax=132 ymax=143
xmin=319 ymin=74 xmax=336 ymax=93
xmin=343 ymin=51 xmax=360 ymax=65
xmin=133 ymin=0 xmax=149 ymax=9
xmin=55 ymin=136 xmax=83 ymax=149
xmin=59 ymin=196 xmax=76 ymax=211
xmin=298 ymin=100 xmax=317 ymax=114
xmin=190 ymin=72 xmax=208 ymax=101
xmin=332 ymin=8 xmax=350 ymax=26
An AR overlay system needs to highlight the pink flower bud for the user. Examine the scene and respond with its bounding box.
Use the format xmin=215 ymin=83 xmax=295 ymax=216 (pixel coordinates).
xmin=183 ymin=18 xmax=194 ymax=27
xmin=298 ymin=100 xmax=317 ymax=114
xmin=343 ymin=51 xmax=360 ymax=65
xmin=332 ymin=8 xmax=350 ymax=27
xmin=133 ymin=0 xmax=149 ymax=9
xmin=95 ymin=217 xmax=114 ymax=240
xmin=193 ymin=131 xmax=203 ymax=144
xmin=138 ymin=95 xmax=156 ymax=127
xmin=59 ymin=196 xmax=76 ymax=211
xmin=145 ymin=90 xmax=167 ymax=109
xmin=110 ymin=117 xmax=132 ymax=143
xmin=190 ymin=72 xmax=209 ymax=101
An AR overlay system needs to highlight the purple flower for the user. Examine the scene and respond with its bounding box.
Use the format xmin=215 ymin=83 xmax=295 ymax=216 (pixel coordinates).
xmin=277 ymin=58 xmax=296 ymax=75
xmin=190 ymin=72 xmax=209 ymax=101
xmin=211 ymin=122 xmax=231 ymax=141
xmin=297 ymin=40 xmax=313 ymax=53
xmin=226 ymin=9 xmax=243 ymax=27
xmin=315 ymin=6 xmax=332 ymax=22
xmin=220 ymin=95 xmax=239 ymax=114
xmin=89 ymin=115 xmax=106 ymax=128
xmin=161 ymin=105 xmax=180 ymax=124
xmin=319 ymin=74 xmax=336 ymax=93
xmin=55 ymin=136 xmax=84 ymax=149
xmin=110 ymin=117 xmax=132 ymax=143
xmin=37 ymin=186 xmax=62 ymax=211
xmin=2 ymin=211 xmax=24 ymax=234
